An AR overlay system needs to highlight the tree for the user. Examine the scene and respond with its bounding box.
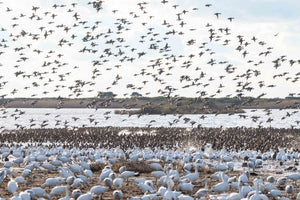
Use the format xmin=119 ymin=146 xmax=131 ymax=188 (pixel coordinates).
xmin=131 ymin=92 xmax=142 ymax=97
xmin=98 ymin=91 xmax=116 ymax=98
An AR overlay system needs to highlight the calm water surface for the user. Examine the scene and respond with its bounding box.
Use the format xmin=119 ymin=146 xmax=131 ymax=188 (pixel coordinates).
xmin=0 ymin=108 xmax=299 ymax=130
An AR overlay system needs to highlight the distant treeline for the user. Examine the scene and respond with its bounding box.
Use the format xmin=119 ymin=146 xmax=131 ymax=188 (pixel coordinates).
xmin=0 ymin=96 xmax=299 ymax=114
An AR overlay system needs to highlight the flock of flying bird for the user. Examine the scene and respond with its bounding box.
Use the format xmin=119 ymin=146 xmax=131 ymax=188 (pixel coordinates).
xmin=0 ymin=0 xmax=299 ymax=130
xmin=0 ymin=0 xmax=299 ymax=198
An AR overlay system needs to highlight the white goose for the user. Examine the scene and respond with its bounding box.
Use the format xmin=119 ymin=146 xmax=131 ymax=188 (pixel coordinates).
xmin=120 ymin=171 xmax=135 ymax=183
xmin=178 ymin=194 xmax=193 ymax=200
xmin=238 ymin=168 xmax=248 ymax=184
xmin=77 ymin=192 xmax=92 ymax=200
xmin=195 ymin=178 xmax=210 ymax=198
xmin=99 ymin=167 xmax=112 ymax=183
xmin=8 ymin=178 xmax=18 ymax=195
xmin=248 ymin=183 xmax=268 ymax=200
xmin=72 ymin=189 xmax=82 ymax=199
xmin=287 ymin=173 xmax=300 ymax=183
xmin=149 ymin=163 xmax=163 ymax=171
xmin=41 ymin=177 xmax=64 ymax=188
xmin=177 ymin=182 xmax=194 ymax=192
xmin=211 ymin=172 xmax=229 ymax=194
xmin=226 ymin=182 xmax=243 ymax=200
xmin=152 ymin=171 xmax=166 ymax=183
xmin=285 ymin=185 xmax=294 ymax=197
xmin=19 ymin=191 xmax=31 ymax=200
xmin=50 ymin=186 xmax=66 ymax=197
xmin=181 ymin=165 xmax=199 ymax=182
xmin=113 ymin=177 xmax=123 ymax=189
xmin=90 ymin=185 xmax=107 ymax=198
xmin=113 ymin=190 xmax=123 ymax=200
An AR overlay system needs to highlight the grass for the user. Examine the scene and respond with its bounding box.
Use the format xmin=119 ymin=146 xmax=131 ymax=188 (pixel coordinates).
xmin=90 ymin=160 xmax=154 ymax=173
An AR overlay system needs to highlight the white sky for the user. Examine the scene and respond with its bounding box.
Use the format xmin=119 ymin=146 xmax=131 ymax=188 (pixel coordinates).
xmin=0 ymin=0 xmax=299 ymax=98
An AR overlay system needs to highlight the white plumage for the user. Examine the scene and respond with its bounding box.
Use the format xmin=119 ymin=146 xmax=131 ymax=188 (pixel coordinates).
xmin=8 ymin=179 xmax=18 ymax=195
xmin=113 ymin=190 xmax=123 ymax=200
xmin=50 ymin=186 xmax=66 ymax=197
xmin=90 ymin=185 xmax=107 ymax=195
xmin=113 ymin=178 xmax=124 ymax=189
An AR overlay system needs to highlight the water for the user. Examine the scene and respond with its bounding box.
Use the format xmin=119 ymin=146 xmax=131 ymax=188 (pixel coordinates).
xmin=0 ymin=108 xmax=299 ymax=130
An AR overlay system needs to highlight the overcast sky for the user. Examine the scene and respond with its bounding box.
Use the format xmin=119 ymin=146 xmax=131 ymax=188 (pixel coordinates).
xmin=0 ymin=0 xmax=299 ymax=98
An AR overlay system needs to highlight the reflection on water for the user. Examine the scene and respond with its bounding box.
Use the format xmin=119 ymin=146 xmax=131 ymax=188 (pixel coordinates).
xmin=0 ymin=108 xmax=299 ymax=130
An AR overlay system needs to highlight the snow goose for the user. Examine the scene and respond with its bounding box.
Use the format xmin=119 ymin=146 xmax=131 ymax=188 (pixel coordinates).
xmin=72 ymin=189 xmax=82 ymax=199
xmin=113 ymin=177 xmax=123 ymax=189
xmin=4 ymin=161 xmax=12 ymax=168
xmin=142 ymin=193 xmax=160 ymax=200
xmin=152 ymin=171 xmax=166 ymax=183
xmin=181 ymin=164 xmax=199 ymax=182
xmin=177 ymin=182 xmax=194 ymax=192
xmin=238 ymin=168 xmax=248 ymax=184
xmin=41 ymin=177 xmax=65 ymax=188
xmin=195 ymin=178 xmax=210 ymax=198
xmin=211 ymin=172 xmax=229 ymax=194
xmin=77 ymin=192 xmax=92 ymax=200
xmin=269 ymin=189 xmax=281 ymax=199
xmin=69 ymin=164 xmax=83 ymax=174
xmin=149 ymin=163 xmax=163 ymax=171
xmin=226 ymin=182 xmax=243 ymax=200
xmin=113 ymin=190 xmax=123 ymax=200
xmin=158 ymin=186 xmax=167 ymax=196
xmin=84 ymin=169 xmax=93 ymax=180
xmin=50 ymin=186 xmax=66 ymax=197
xmin=15 ymin=176 xmax=27 ymax=184
xmin=138 ymin=182 xmax=155 ymax=194
xmin=13 ymin=156 xmax=24 ymax=167
xmin=277 ymin=177 xmax=287 ymax=186
xmin=211 ymin=171 xmax=229 ymax=182
xmin=164 ymin=182 xmax=176 ymax=200
xmin=50 ymin=160 xmax=63 ymax=167
xmin=8 ymin=178 xmax=18 ymax=195
xmin=80 ymin=161 xmax=90 ymax=170
xmin=241 ymin=184 xmax=253 ymax=198
xmin=109 ymin=172 xmax=118 ymax=180
xmin=104 ymin=177 xmax=113 ymax=188
xmin=157 ymin=173 xmax=174 ymax=189
xmin=120 ymin=171 xmax=135 ymax=183
xmin=178 ymin=194 xmax=193 ymax=200
xmin=71 ymin=177 xmax=86 ymax=188
xmin=119 ymin=166 xmax=126 ymax=173
xmin=19 ymin=191 xmax=31 ymax=200
xmin=26 ymin=187 xmax=48 ymax=199
xmin=36 ymin=154 xmax=47 ymax=163
xmin=58 ymin=167 xmax=75 ymax=179
xmin=285 ymin=185 xmax=294 ymax=197
xmin=266 ymin=176 xmax=275 ymax=184
xmin=287 ymin=173 xmax=300 ymax=183
xmin=248 ymin=183 xmax=268 ymax=200
xmin=41 ymin=163 xmax=56 ymax=170
xmin=22 ymin=169 xmax=32 ymax=177
xmin=99 ymin=166 xmax=112 ymax=183
xmin=215 ymin=159 xmax=228 ymax=171
xmin=90 ymin=185 xmax=106 ymax=198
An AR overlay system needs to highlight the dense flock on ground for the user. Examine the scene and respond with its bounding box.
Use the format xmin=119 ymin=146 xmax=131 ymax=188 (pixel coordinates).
xmin=0 ymin=126 xmax=299 ymax=199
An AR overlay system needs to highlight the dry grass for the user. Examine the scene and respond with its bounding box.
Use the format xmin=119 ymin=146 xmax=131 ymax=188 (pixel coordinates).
xmin=91 ymin=160 xmax=154 ymax=173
